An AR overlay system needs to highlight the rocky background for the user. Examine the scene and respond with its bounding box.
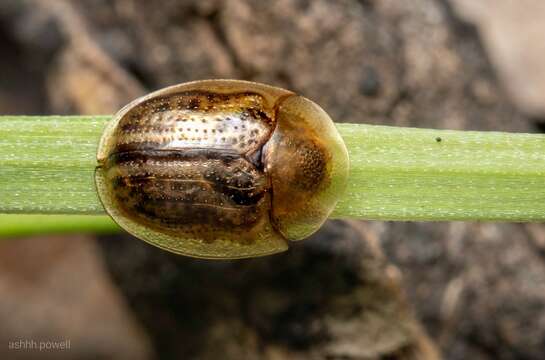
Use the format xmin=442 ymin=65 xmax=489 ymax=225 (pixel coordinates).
xmin=1 ymin=1 xmax=545 ymax=359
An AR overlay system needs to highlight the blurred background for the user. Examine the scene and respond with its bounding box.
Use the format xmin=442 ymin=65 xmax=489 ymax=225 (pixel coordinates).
xmin=1 ymin=0 xmax=545 ymax=359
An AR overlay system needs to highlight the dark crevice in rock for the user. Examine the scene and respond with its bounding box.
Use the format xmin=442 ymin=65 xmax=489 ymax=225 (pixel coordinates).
xmin=204 ymin=8 xmax=256 ymax=79
xmin=358 ymin=0 xmax=377 ymax=11
xmin=122 ymin=59 xmax=155 ymax=91
xmin=0 ymin=20 xmax=49 ymax=114
xmin=438 ymin=0 xmax=496 ymax=79
xmin=531 ymin=117 xmax=545 ymax=133
xmin=384 ymin=31 xmax=410 ymax=120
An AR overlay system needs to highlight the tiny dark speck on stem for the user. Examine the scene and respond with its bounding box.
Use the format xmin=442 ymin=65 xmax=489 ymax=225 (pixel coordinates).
xmin=435 ymin=137 xmax=442 ymax=143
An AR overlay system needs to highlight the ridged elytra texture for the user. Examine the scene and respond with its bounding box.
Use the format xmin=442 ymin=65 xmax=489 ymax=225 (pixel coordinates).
xmin=96 ymin=80 xmax=349 ymax=259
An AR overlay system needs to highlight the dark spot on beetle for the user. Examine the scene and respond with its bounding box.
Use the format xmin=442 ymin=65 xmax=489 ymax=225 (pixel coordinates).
xmin=153 ymin=101 xmax=170 ymax=112
xmin=188 ymin=98 xmax=200 ymax=109
xmin=246 ymin=108 xmax=271 ymax=124
xmin=120 ymin=122 xmax=141 ymax=132
xmin=112 ymin=176 xmax=125 ymax=188
xmin=240 ymin=111 xmax=250 ymax=120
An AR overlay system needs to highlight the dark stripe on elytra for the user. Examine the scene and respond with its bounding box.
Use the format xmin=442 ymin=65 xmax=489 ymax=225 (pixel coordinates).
xmin=110 ymin=147 xmax=267 ymax=203
xmin=107 ymin=149 xmax=241 ymax=167
xmin=212 ymin=183 xmax=265 ymax=205
xmin=131 ymin=199 xmax=260 ymax=229
xmin=114 ymin=173 xmax=266 ymax=207
xmin=118 ymin=175 xmax=261 ymax=192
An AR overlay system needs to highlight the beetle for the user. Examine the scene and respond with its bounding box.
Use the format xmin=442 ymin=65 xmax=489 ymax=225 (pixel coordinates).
xmin=95 ymin=80 xmax=349 ymax=259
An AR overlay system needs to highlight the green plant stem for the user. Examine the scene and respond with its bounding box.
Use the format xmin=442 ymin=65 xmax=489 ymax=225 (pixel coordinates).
xmin=1 ymin=115 xmax=545 ymax=237
xmin=334 ymin=125 xmax=545 ymax=221
xmin=0 ymin=214 xmax=120 ymax=238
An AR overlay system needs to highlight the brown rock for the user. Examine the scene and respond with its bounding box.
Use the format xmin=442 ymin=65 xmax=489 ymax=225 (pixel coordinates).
xmin=0 ymin=236 xmax=155 ymax=360
xmin=449 ymin=0 xmax=545 ymax=116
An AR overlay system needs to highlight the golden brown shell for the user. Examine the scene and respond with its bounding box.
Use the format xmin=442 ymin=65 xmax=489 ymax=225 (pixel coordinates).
xmin=96 ymin=80 xmax=348 ymax=259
